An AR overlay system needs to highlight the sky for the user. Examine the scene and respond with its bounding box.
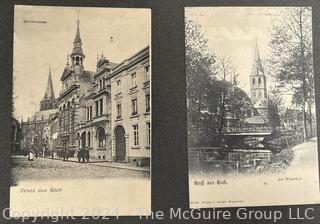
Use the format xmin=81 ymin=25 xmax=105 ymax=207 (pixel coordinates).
xmin=185 ymin=7 xmax=282 ymax=95
xmin=13 ymin=5 xmax=150 ymax=120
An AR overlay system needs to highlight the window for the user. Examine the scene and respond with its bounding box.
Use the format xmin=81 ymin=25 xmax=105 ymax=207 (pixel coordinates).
xmin=98 ymin=128 xmax=106 ymax=147
xmin=145 ymin=65 xmax=150 ymax=81
xmin=145 ymin=94 xmax=150 ymax=112
xmin=99 ymin=79 xmax=102 ymax=90
xmin=117 ymin=80 xmax=121 ymax=93
xmin=103 ymin=77 xmax=106 ymax=89
xmin=99 ymin=99 xmax=103 ymax=115
xmin=252 ymin=78 xmax=255 ymax=85
xmin=131 ymin=73 xmax=137 ymax=87
xmin=87 ymin=107 xmax=89 ymax=121
xmin=89 ymin=106 xmax=92 ymax=120
xmin=258 ymin=77 xmax=261 ymax=84
xmin=133 ymin=125 xmax=139 ymax=146
xmin=132 ymin=98 xmax=138 ymax=116
xmin=116 ymin=103 xmax=122 ymax=119
xmin=95 ymin=101 xmax=99 ymax=117
xmin=146 ymin=122 xmax=151 ymax=147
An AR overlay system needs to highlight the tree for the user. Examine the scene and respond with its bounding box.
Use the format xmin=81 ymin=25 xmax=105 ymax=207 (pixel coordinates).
xmin=266 ymin=88 xmax=283 ymax=130
xmin=215 ymin=56 xmax=236 ymax=136
xmin=185 ymin=16 xmax=218 ymax=145
xmin=186 ymin=16 xmax=253 ymax=146
xmin=268 ymin=7 xmax=313 ymax=141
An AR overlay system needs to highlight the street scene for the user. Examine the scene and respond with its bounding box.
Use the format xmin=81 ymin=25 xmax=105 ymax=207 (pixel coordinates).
xmin=11 ymin=6 xmax=151 ymax=182
xmin=11 ymin=5 xmax=151 ymax=216
xmin=186 ymin=7 xmax=317 ymax=176
xmin=11 ymin=155 xmax=149 ymax=186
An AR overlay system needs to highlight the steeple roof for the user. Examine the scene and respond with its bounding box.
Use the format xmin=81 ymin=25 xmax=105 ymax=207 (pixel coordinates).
xmin=251 ymin=40 xmax=264 ymax=77
xmin=43 ymin=67 xmax=55 ymax=100
xmin=74 ymin=19 xmax=81 ymax=43
xmin=71 ymin=19 xmax=84 ymax=56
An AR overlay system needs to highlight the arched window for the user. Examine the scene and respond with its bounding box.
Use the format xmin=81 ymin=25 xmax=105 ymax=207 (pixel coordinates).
xmin=76 ymin=56 xmax=80 ymax=65
xmin=252 ymin=78 xmax=255 ymax=85
xmin=258 ymin=77 xmax=261 ymax=84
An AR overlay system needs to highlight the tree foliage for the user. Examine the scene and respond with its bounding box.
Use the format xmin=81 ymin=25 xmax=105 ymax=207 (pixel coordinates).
xmin=268 ymin=7 xmax=314 ymax=140
xmin=186 ymin=17 xmax=251 ymax=146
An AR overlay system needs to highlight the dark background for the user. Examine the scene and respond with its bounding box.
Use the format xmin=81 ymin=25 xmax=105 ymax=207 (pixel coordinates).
xmin=0 ymin=0 xmax=320 ymax=223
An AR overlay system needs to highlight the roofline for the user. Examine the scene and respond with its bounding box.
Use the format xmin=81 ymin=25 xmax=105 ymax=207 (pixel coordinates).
xmin=112 ymin=46 xmax=149 ymax=70
xmin=109 ymin=46 xmax=149 ymax=78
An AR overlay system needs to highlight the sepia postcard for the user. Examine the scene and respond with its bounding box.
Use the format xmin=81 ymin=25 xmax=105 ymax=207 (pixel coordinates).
xmin=186 ymin=7 xmax=320 ymax=208
xmin=11 ymin=5 xmax=151 ymax=216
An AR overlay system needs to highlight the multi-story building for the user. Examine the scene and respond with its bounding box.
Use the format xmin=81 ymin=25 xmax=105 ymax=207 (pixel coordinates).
xmin=76 ymin=54 xmax=117 ymax=160
xmin=56 ymin=19 xmax=151 ymax=165
xmin=76 ymin=46 xmax=151 ymax=164
xmin=109 ymin=47 xmax=150 ymax=164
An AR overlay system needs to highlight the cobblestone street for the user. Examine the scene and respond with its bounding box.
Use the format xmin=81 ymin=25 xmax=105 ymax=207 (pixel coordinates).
xmin=11 ymin=156 xmax=149 ymax=186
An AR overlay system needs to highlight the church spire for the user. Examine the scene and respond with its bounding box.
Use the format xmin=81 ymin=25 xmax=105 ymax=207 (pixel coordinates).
xmin=250 ymin=40 xmax=267 ymax=104
xmin=251 ymin=40 xmax=264 ymax=77
xmin=74 ymin=19 xmax=81 ymax=43
xmin=70 ymin=15 xmax=85 ymax=70
xmin=43 ymin=67 xmax=55 ymax=100
xmin=71 ymin=18 xmax=84 ymax=56
xmin=40 ymin=67 xmax=58 ymax=111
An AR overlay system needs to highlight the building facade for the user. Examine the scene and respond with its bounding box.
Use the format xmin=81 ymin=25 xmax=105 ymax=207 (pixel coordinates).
xmin=109 ymin=47 xmax=150 ymax=163
xmin=56 ymin=19 xmax=95 ymax=155
xmin=18 ymin=19 xmax=151 ymax=165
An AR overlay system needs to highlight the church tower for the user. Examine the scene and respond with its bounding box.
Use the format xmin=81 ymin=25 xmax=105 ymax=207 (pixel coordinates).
xmin=40 ymin=67 xmax=58 ymax=111
xmin=250 ymin=41 xmax=267 ymax=104
xmin=70 ymin=18 xmax=85 ymax=75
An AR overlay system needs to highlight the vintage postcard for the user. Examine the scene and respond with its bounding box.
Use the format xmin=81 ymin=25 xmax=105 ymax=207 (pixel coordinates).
xmin=11 ymin=5 xmax=151 ymax=216
xmin=186 ymin=7 xmax=319 ymax=208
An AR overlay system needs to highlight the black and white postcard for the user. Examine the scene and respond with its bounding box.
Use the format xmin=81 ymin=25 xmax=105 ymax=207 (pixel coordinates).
xmin=186 ymin=7 xmax=319 ymax=208
xmin=11 ymin=5 xmax=151 ymax=216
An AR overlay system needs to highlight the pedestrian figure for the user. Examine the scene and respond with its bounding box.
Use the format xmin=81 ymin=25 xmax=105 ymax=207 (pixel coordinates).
xmin=85 ymin=148 xmax=90 ymax=162
xmin=78 ymin=148 xmax=85 ymax=163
